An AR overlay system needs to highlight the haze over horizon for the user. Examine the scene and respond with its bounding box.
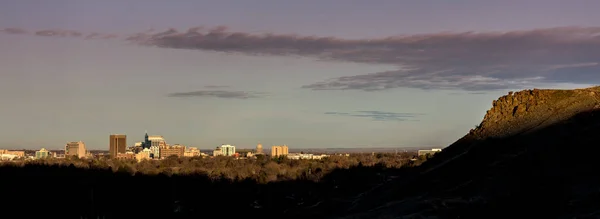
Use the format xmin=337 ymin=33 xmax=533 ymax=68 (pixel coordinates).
xmin=1 ymin=0 xmax=599 ymax=150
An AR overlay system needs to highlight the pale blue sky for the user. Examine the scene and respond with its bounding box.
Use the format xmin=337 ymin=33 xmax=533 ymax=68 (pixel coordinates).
xmin=0 ymin=0 xmax=598 ymax=150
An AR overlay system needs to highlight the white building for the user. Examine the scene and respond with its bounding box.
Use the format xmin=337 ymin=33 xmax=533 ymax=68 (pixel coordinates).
xmin=1 ymin=154 xmax=17 ymax=161
xmin=418 ymin=148 xmax=443 ymax=156
xmin=221 ymin=145 xmax=236 ymax=156
xmin=287 ymin=153 xmax=329 ymax=160
xmin=213 ymin=147 xmax=223 ymax=156
xmin=136 ymin=148 xmax=152 ymax=162
xmin=149 ymin=145 xmax=160 ymax=159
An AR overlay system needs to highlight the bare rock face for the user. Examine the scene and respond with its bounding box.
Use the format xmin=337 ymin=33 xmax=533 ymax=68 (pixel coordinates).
xmin=471 ymin=86 xmax=600 ymax=139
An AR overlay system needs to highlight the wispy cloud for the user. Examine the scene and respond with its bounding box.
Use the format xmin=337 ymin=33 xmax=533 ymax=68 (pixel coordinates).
xmin=2 ymin=28 xmax=28 ymax=34
xmin=35 ymin=29 xmax=83 ymax=37
xmin=4 ymin=26 xmax=600 ymax=91
xmin=167 ymin=90 xmax=266 ymax=99
xmin=203 ymin=85 xmax=230 ymax=88
xmin=325 ymin=110 xmax=423 ymax=121
xmin=84 ymin=32 xmax=118 ymax=40
xmin=1 ymin=27 xmax=117 ymax=40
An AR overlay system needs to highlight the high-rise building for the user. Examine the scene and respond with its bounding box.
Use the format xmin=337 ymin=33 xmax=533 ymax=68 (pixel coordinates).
xmin=271 ymin=145 xmax=289 ymax=157
xmin=109 ymin=134 xmax=127 ymax=158
xmin=256 ymin=143 xmax=263 ymax=154
xmin=65 ymin=141 xmax=87 ymax=158
xmin=142 ymin=132 xmax=150 ymax=149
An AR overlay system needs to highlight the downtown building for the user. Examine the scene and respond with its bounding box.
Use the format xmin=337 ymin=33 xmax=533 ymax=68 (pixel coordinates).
xmin=141 ymin=132 xmax=166 ymax=159
xmin=109 ymin=134 xmax=127 ymax=158
xmin=65 ymin=141 xmax=87 ymax=159
xmin=159 ymin=144 xmax=185 ymax=158
xmin=271 ymin=145 xmax=289 ymax=157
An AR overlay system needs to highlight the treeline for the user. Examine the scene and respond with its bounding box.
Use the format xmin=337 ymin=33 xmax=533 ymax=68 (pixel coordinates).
xmin=2 ymin=152 xmax=424 ymax=183
xmin=0 ymin=152 xmax=425 ymax=218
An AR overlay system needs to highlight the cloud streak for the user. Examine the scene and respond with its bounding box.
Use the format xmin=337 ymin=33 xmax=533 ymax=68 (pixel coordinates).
xmin=167 ymin=90 xmax=266 ymax=99
xmin=121 ymin=26 xmax=600 ymax=91
xmin=2 ymin=28 xmax=28 ymax=34
xmin=4 ymin=26 xmax=600 ymax=91
xmin=1 ymin=27 xmax=117 ymax=39
xmin=325 ymin=111 xmax=423 ymax=121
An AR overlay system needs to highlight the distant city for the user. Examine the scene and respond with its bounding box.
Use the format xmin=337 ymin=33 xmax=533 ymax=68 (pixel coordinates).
xmin=0 ymin=132 xmax=442 ymax=161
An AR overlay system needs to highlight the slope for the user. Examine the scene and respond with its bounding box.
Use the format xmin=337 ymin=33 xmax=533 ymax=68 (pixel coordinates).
xmin=337 ymin=86 xmax=600 ymax=219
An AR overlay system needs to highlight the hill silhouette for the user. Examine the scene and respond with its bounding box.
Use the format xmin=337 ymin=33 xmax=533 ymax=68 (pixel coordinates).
xmin=330 ymin=86 xmax=600 ymax=218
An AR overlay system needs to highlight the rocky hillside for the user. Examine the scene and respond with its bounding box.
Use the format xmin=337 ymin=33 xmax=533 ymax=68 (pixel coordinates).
xmin=472 ymin=86 xmax=600 ymax=138
xmin=332 ymin=86 xmax=600 ymax=219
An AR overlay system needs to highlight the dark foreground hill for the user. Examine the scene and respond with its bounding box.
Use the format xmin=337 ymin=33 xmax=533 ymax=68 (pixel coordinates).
xmin=331 ymin=86 xmax=600 ymax=219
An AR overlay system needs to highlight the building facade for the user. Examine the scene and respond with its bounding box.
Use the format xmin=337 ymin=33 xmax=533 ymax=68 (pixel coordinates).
xmin=213 ymin=147 xmax=222 ymax=156
xmin=109 ymin=134 xmax=127 ymax=158
xmin=271 ymin=145 xmax=289 ymax=157
xmin=221 ymin=145 xmax=236 ymax=156
xmin=136 ymin=149 xmax=152 ymax=162
xmin=149 ymin=145 xmax=160 ymax=159
xmin=184 ymin=147 xmax=201 ymax=157
xmin=65 ymin=141 xmax=87 ymax=158
xmin=148 ymin=135 xmax=166 ymax=147
xmin=116 ymin=152 xmax=136 ymax=160
xmin=0 ymin=150 xmax=25 ymax=157
xmin=35 ymin=148 xmax=51 ymax=159
xmin=159 ymin=145 xmax=185 ymax=158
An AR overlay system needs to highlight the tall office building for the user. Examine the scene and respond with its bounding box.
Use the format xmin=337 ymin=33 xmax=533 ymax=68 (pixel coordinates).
xmin=109 ymin=134 xmax=127 ymax=158
xmin=65 ymin=141 xmax=87 ymax=158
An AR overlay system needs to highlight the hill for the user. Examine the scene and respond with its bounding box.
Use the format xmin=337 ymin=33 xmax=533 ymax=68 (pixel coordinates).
xmin=331 ymin=86 xmax=600 ymax=218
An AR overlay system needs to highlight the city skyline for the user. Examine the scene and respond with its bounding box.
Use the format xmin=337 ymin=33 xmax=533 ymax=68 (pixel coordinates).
xmin=1 ymin=0 xmax=599 ymax=149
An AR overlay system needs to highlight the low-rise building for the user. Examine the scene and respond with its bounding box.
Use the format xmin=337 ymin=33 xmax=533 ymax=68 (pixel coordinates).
xmin=0 ymin=150 xmax=25 ymax=158
xmin=287 ymin=153 xmax=329 ymax=160
xmin=184 ymin=147 xmax=201 ymax=157
xmin=160 ymin=145 xmax=185 ymax=158
xmin=136 ymin=149 xmax=152 ymax=162
xmin=418 ymin=148 xmax=442 ymax=156
xmin=116 ymin=152 xmax=136 ymax=160
xmin=1 ymin=154 xmax=17 ymax=160
xmin=35 ymin=148 xmax=52 ymax=159
xmin=213 ymin=147 xmax=223 ymax=156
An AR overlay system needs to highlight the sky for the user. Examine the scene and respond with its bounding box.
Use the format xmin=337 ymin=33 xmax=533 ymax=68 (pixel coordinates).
xmin=1 ymin=0 xmax=599 ymax=150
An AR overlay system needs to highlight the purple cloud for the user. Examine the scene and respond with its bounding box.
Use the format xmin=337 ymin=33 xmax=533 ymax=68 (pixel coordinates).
xmin=122 ymin=26 xmax=600 ymax=91
xmin=35 ymin=29 xmax=83 ymax=37
xmin=1 ymin=28 xmax=28 ymax=34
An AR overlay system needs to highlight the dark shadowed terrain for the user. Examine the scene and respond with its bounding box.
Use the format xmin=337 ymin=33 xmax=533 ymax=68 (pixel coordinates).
xmin=3 ymin=86 xmax=600 ymax=219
